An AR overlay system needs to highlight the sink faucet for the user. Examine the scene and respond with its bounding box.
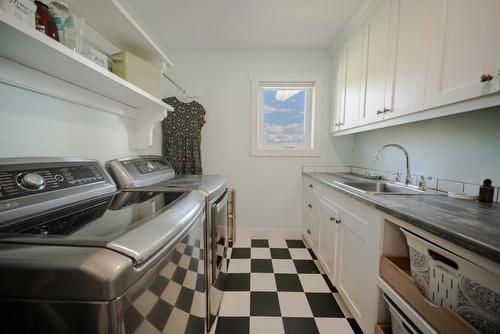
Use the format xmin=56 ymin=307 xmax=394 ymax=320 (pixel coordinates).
xmin=373 ymin=144 xmax=412 ymax=186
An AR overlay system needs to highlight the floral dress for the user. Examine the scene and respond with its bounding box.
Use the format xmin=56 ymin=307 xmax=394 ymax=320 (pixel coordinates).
xmin=162 ymin=97 xmax=206 ymax=175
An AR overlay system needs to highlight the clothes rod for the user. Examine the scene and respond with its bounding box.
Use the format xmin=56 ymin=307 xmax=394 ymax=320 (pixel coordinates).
xmin=162 ymin=73 xmax=186 ymax=94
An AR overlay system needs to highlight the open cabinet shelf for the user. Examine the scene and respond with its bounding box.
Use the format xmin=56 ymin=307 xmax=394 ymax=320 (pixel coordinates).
xmin=0 ymin=10 xmax=173 ymax=149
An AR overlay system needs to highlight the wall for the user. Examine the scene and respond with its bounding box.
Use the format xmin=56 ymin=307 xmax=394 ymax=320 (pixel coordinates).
xmin=0 ymin=83 xmax=136 ymax=162
xmin=157 ymin=49 xmax=354 ymax=235
xmin=352 ymin=106 xmax=500 ymax=185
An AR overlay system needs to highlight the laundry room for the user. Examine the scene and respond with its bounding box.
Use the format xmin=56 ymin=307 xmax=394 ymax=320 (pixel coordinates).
xmin=0 ymin=1 xmax=499 ymax=334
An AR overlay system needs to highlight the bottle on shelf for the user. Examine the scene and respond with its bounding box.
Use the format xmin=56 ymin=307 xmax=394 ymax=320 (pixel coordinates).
xmin=35 ymin=0 xmax=59 ymax=41
xmin=478 ymin=179 xmax=494 ymax=203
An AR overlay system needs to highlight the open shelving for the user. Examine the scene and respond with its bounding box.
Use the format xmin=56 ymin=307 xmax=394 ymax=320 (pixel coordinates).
xmin=0 ymin=4 xmax=173 ymax=149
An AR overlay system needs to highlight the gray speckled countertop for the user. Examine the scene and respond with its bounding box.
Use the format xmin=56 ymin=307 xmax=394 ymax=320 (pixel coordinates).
xmin=304 ymin=172 xmax=500 ymax=265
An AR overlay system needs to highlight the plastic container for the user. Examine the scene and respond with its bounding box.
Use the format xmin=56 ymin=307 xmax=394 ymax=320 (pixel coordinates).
xmin=49 ymin=0 xmax=76 ymax=50
xmin=383 ymin=295 xmax=422 ymax=334
xmin=402 ymin=228 xmax=500 ymax=334
xmin=0 ymin=0 xmax=36 ymax=28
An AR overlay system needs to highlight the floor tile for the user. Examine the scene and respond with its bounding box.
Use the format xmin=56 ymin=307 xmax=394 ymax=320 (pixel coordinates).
xmin=250 ymin=317 xmax=285 ymax=334
xmin=333 ymin=293 xmax=352 ymax=318
xmin=347 ymin=318 xmax=364 ymax=334
xmin=250 ymin=292 xmax=281 ymax=316
xmin=225 ymin=273 xmax=250 ymax=291
xmin=251 ymin=248 xmax=272 ymax=259
xmin=278 ymin=292 xmax=313 ymax=317
xmin=293 ymin=260 xmax=320 ymax=274
xmin=271 ymin=259 xmax=297 ymax=273
xmin=286 ymin=240 xmax=306 ymax=248
xmin=231 ymin=248 xmax=251 ymax=259
xmin=251 ymin=259 xmax=273 ymax=273
xmin=233 ymin=239 xmax=251 ymax=248
xmin=289 ymin=248 xmax=313 ymax=260
xmin=270 ymin=248 xmax=292 ymax=259
xmin=275 ymin=274 xmax=303 ymax=292
xmin=268 ymin=239 xmax=288 ymax=248
xmin=250 ymin=273 xmax=277 ymax=292
xmin=315 ymin=318 xmax=354 ymax=334
xmin=228 ymin=259 xmax=251 ymax=273
xmin=322 ymin=274 xmax=338 ymax=293
xmin=298 ymin=274 xmax=331 ymax=293
xmin=219 ymin=292 xmax=250 ymax=316
xmin=215 ymin=317 xmax=250 ymax=334
xmin=306 ymin=293 xmax=344 ymax=317
xmin=251 ymin=239 xmax=269 ymax=248
xmin=308 ymin=248 xmax=318 ymax=260
xmin=282 ymin=317 xmax=319 ymax=334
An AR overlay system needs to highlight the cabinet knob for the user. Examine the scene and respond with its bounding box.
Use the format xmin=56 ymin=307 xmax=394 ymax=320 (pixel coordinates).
xmin=329 ymin=217 xmax=335 ymax=221
xmin=376 ymin=109 xmax=384 ymax=115
xmin=307 ymin=229 xmax=311 ymax=234
xmin=309 ymin=184 xmax=313 ymax=188
xmin=335 ymin=219 xmax=341 ymax=224
xmin=308 ymin=204 xmax=312 ymax=208
xmin=480 ymin=73 xmax=493 ymax=82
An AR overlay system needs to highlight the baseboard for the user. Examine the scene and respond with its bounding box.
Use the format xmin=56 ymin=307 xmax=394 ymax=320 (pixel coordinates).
xmin=236 ymin=228 xmax=301 ymax=240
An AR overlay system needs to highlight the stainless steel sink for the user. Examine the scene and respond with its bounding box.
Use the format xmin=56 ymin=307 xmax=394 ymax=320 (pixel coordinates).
xmin=335 ymin=181 xmax=425 ymax=195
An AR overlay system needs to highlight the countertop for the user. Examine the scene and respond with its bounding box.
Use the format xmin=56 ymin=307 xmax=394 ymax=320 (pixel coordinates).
xmin=303 ymin=172 xmax=500 ymax=265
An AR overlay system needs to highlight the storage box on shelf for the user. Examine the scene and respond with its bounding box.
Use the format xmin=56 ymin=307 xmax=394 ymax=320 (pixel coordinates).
xmin=0 ymin=3 xmax=173 ymax=149
xmin=384 ymin=295 xmax=421 ymax=334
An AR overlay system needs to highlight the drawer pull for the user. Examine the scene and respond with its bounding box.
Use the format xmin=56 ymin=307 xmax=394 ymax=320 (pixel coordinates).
xmin=335 ymin=219 xmax=341 ymax=224
xmin=307 ymin=229 xmax=311 ymax=235
xmin=309 ymin=184 xmax=313 ymax=188
xmin=480 ymin=73 xmax=493 ymax=82
xmin=329 ymin=217 xmax=335 ymax=221
xmin=308 ymin=204 xmax=312 ymax=208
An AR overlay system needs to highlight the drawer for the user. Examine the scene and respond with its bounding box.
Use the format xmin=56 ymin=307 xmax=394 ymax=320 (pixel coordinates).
xmin=303 ymin=177 xmax=320 ymax=197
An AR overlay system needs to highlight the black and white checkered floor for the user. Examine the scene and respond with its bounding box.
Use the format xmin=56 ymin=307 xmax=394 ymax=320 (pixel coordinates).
xmin=212 ymin=239 xmax=363 ymax=334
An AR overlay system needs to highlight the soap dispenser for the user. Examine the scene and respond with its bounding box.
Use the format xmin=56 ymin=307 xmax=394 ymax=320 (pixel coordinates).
xmin=479 ymin=179 xmax=494 ymax=203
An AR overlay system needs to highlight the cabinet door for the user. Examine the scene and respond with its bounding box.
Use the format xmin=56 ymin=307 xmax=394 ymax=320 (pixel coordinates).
xmin=424 ymin=0 xmax=500 ymax=109
xmin=383 ymin=0 xmax=430 ymax=119
xmin=330 ymin=50 xmax=346 ymax=133
xmin=318 ymin=200 xmax=339 ymax=281
xmin=359 ymin=0 xmax=391 ymax=125
xmin=340 ymin=26 xmax=364 ymax=130
xmin=336 ymin=208 xmax=378 ymax=333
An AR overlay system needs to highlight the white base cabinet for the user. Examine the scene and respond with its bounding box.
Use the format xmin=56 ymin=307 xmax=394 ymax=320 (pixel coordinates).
xmin=303 ymin=176 xmax=381 ymax=334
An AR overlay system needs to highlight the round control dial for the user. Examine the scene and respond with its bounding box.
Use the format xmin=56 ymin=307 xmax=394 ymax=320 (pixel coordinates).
xmin=19 ymin=173 xmax=45 ymax=190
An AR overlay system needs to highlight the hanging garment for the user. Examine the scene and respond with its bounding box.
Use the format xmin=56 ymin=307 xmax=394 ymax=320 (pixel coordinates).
xmin=162 ymin=96 xmax=206 ymax=175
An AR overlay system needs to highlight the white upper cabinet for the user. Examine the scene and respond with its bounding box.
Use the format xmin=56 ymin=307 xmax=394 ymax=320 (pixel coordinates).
xmin=424 ymin=0 xmax=500 ymax=109
xmin=383 ymin=0 xmax=430 ymax=119
xmin=358 ymin=0 xmax=391 ymax=125
xmin=330 ymin=26 xmax=363 ymax=132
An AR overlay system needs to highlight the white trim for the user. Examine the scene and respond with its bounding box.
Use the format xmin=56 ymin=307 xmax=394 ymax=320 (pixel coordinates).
xmin=249 ymin=73 xmax=325 ymax=157
xmin=236 ymin=228 xmax=302 ymax=240
xmin=331 ymin=93 xmax=500 ymax=136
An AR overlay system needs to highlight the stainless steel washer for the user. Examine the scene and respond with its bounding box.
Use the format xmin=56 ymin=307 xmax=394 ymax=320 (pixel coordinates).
xmin=106 ymin=155 xmax=229 ymax=331
xmin=0 ymin=157 xmax=207 ymax=334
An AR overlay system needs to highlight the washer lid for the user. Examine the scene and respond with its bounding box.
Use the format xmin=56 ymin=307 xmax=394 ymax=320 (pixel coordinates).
xmin=0 ymin=190 xmax=205 ymax=264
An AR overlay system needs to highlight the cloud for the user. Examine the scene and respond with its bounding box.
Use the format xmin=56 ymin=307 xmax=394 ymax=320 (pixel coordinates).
xmin=263 ymin=123 xmax=305 ymax=144
xmin=263 ymin=104 xmax=294 ymax=113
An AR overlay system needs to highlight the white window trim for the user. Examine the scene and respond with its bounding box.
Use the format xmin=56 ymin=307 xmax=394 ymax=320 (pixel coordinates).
xmin=249 ymin=73 xmax=324 ymax=157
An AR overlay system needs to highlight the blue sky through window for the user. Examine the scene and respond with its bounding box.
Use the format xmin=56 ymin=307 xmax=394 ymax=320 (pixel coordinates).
xmin=262 ymin=89 xmax=306 ymax=144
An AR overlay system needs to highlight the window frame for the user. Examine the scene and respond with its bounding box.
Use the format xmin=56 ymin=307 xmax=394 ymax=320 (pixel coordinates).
xmin=250 ymin=73 xmax=324 ymax=157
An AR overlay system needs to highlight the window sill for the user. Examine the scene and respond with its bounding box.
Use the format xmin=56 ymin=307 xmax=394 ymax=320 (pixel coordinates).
xmin=251 ymin=147 xmax=320 ymax=157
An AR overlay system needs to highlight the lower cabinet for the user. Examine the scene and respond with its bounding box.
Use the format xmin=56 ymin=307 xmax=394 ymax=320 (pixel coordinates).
xmin=318 ymin=199 xmax=340 ymax=282
xmin=303 ymin=176 xmax=381 ymax=334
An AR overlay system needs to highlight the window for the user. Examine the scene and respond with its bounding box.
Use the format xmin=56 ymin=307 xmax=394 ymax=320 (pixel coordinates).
xmin=250 ymin=74 xmax=323 ymax=156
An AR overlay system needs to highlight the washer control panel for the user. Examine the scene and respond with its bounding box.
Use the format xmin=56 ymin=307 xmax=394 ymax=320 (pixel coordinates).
xmin=0 ymin=163 xmax=104 ymax=201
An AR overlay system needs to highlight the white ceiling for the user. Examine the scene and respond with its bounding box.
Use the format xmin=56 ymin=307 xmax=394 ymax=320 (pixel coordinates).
xmin=127 ymin=0 xmax=363 ymax=49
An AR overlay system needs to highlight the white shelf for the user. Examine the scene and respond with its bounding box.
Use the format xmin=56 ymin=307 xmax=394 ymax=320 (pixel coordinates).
xmin=70 ymin=0 xmax=173 ymax=67
xmin=0 ymin=11 xmax=173 ymax=149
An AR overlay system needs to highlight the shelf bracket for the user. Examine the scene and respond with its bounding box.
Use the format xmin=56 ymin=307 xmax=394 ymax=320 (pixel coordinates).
xmin=134 ymin=108 xmax=167 ymax=149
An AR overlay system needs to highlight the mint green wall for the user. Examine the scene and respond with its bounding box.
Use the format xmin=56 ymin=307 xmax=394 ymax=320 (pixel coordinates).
xmin=352 ymin=106 xmax=500 ymax=184
xmin=0 ymin=83 xmax=137 ymax=161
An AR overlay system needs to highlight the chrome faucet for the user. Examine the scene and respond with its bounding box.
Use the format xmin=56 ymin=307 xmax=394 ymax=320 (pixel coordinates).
xmin=373 ymin=144 xmax=412 ymax=185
